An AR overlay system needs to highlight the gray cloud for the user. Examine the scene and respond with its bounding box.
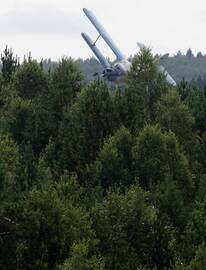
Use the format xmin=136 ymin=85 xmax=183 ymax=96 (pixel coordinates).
xmin=0 ymin=0 xmax=205 ymax=60
xmin=0 ymin=4 xmax=86 ymax=36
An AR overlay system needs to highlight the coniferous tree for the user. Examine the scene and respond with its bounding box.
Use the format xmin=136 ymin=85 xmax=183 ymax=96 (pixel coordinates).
xmin=1 ymin=46 xmax=19 ymax=83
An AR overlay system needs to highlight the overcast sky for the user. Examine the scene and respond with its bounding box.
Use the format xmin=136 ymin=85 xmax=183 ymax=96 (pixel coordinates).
xmin=0 ymin=0 xmax=205 ymax=61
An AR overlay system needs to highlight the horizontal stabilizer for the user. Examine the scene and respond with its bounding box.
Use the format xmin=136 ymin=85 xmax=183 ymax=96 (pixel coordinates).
xmin=83 ymin=8 xmax=125 ymax=61
xmin=81 ymin=32 xmax=110 ymax=69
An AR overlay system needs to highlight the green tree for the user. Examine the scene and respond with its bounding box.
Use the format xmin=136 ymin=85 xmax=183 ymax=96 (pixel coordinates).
xmin=2 ymin=97 xmax=34 ymax=145
xmin=118 ymin=48 xmax=169 ymax=132
xmin=92 ymin=185 xmax=156 ymax=270
xmin=186 ymin=49 xmax=193 ymax=58
xmin=0 ymin=214 xmax=19 ymax=270
xmin=185 ymin=87 xmax=206 ymax=134
xmin=151 ymin=213 xmax=178 ymax=270
xmin=47 ymin=58 xmax=83 ymax=137
xmin=0 ymin=134 xmax=24 ymax=198
xmin=1 ymin=91 xmax=54 ymax=161
xmin=132 ymin=125 xmax=193 ymax=198
xmin=50 ymin=57 xmax=82 ymax=111
xmin=0 ymin=135 xmax=23 ymax=270
xmin=156 ymin=91 xmax=195 ymax=146
xmin=53 ymin=80 xmax=119 ymax=182
xmin=155 ymin=90 xmax=200 ymax=166
xmin=14 ymin=185 xmax=93 ymax=270
xmin=156 ymin=177 xmax=186 ymax=230
xmin=150 ymin=177 xmax=190 ymax=270
xmin=59 ymin=240 xmax=105 ymax=270
xmin=95 ymin=127 xmax=135 ymax=190
xmin=12 ymin=60 xmax=48 ymax=100
xmin=186 ymin=198 xmax=206 ymax=247
xmin=187 ymin=245 xmax=206 ymax=270
xmin=1 ymin=46 xmax=19 ymax=83
xmin=196 ymin=52 xmax=203 ymax=58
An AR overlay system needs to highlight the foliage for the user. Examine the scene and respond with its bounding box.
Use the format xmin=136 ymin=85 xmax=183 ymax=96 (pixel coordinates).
xmin=91 ymin=185 xmax=156 ymax=270
xmin=49 ymin=57 xmax=83 ymax=124
xmin=0 ymin=134 xmax=24 ymax=198
xmin=187 ymin=245 xmax=206 ymax=270
xmin=132 ymin=125 xmax=193 ymax=197
xmin=12 ymin=60 xmax=48 ymax=100
xmin=95 ymin=126 xmax=134 ymax=190
xmin=59 ymin=240 xmax=105 ymax=270
xmin=1 ymin=46 xmax=19 ymax=83
xmin=156 ymin=91 xmax=195 ymax=146
xmin=53 ymin=80 xmax=119 ymax=182
xmin=0 ymin=47 xmax=205 ymax=270
xmin=118 ymin=48 xmax=169 ymax=132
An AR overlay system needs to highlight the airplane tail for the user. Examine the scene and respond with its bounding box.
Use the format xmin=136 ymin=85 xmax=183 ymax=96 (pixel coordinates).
xmin=83 ymin=8 xmax=125 ymax=61
xmin=81 ymin=32 xmax=111 ymax=69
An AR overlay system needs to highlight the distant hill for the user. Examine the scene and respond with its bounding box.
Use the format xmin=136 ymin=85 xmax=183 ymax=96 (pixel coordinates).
xmin=76 ymin=52 xmax=206 ymax=85
xmin=76 ymin=58 xmax=102 ymax=82
xmin=160 ymin=54 xmax=206 ymax=83
xmin=42 ymin=49 xmax=206 ymax=85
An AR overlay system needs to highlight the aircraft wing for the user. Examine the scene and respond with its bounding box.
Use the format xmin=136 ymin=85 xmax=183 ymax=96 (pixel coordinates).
xmin=81 ymin=32 xmax=110 ymax=69
xmin=83 ymin=8 xmax=125 ymax=61
xmin=137 ymin=42 xmax=176 ymax=86
xmin=157 ymin=65 xmax=177 ymax=86
xmin=137 ymin=42 xmax=146 ymax=50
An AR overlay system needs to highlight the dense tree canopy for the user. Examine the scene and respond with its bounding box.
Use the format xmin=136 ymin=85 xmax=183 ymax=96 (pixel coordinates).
xmin=0 ymin=47 xmax=206 ymax=270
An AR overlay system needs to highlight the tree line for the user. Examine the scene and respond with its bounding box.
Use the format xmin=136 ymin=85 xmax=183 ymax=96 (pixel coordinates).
xmin=0 ymin=46 xmax=206 ymax=270
xmin=35 ymin=48 xmax=206 ymax=85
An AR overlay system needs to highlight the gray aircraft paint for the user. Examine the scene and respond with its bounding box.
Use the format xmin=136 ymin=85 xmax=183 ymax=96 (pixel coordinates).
xmin=81 ymin=32 xmax=110 ymax=69
xmin=83 ymin=8 xmax=125 ymax=61
xmin=82 ymin=8 xmax=176 ymax=86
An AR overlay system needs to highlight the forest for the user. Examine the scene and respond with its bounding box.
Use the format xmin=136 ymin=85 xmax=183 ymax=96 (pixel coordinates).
xmin=40 ymin=48 xmax=206 ymax=86
xmin=0 ymin=46 xmax=206 ymax=270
